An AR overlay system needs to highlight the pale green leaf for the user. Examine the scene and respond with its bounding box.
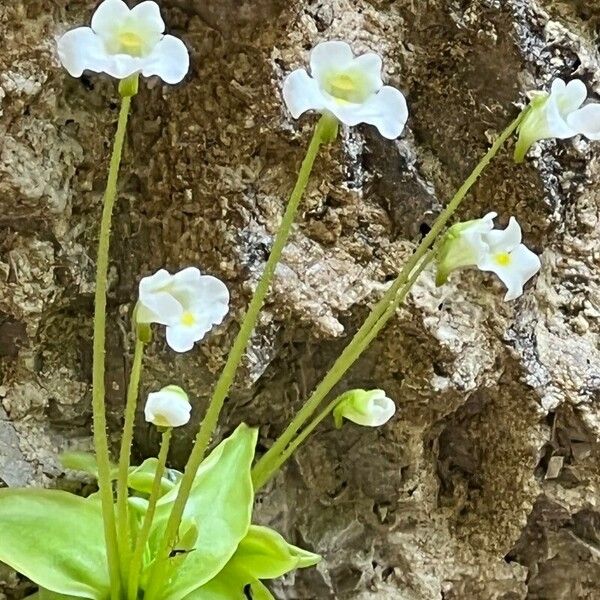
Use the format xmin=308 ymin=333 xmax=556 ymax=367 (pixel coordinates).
xmin=59 ymin=452 xmax=117 ymax=480
xmin=181 ymin=565 xmax=274 ymax=600
xmin=150 ymin=424 xmax=258 ymax=600
xmin=228 ymin=525 xmax=321 ymax=579
xmin=39 ymin=589 xmax=82 ymax=599
xmin=0 ymin=489 xmax=109 ymax=599
xmin=128 ymin=457 xmax=176 ymax=496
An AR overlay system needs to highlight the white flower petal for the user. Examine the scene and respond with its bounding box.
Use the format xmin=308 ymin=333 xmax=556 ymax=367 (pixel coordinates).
xmin=544 ymin=79 xmax=586 ymax=139
xmin=139 ymin=291 xmax=183 ymax=325
xmin=95 ymin=54 xmax=146 ymax=80
xmin=480 ymin=262 xmax=524 ymax=301
xmin=566 ymin=103 xmax=600 ymax=141
xmin=91 ymin=0 xmax=130 ymax=37
xmin=141 ymin=34 xmax=189 ymax=84
xmin=556 ymin=79 xmax=588 ymax=113
xmin=477 ymin=243 xmax=540 ymax=301
xmin=138 ymin=270 xmax=183 ymax=325
xmin=482 ymin=217 xmax=522 ymax=253
xmin=505 ymin=243 xmax=541 ymax=298
xmin=171 ymin=266 xmax=201 ymax=285
xmin=130 ymin=1 xmax=165 ymax=35
xmin=332 ymin=85 xmax=408 ymax=139
xmin=140 ymin=268 xmax=172 ymax=289
xmin=282 ymin=69 xmax=327 ymax=119
xmin=165 ymin=325 xmax=197 ymax=353
xmin=57 ymin=27 xmax=108 ymax=78
xmin=310 ymin=41 xmax=354 ymax=81
xmin=351 ymin=52 xmax=384 ymax=94
xmin=193 ymin=276 xmax=230 ymax=325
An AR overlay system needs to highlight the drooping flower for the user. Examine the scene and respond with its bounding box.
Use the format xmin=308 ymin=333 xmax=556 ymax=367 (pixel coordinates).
xmin=283 ymin=40 xmax=408 ymax=139
xmin=333 ymin=389 xmax=396 ymax=428
xmin=145 ymin=385 xmax=191 ymax=428
xmin=137 ymin=267 xmax=229 ymax=353
xmin=476 ymin=217 xmax=541 ymax=301
xmin=435 ymin=212 xmax=497 ymax=286
xmin=515 ymin=78 xmax=600 ymax=162
xmin=435 ymin=214 xmax=541 ymax=301
xmin=57 ymin=0 xmax=189 ymax=84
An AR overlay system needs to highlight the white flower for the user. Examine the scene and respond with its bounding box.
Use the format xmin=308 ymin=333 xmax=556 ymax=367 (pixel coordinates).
xmin=137 ymin=267 xmax=229 ymax=353
xmin=477 ymin=217 xmax=541 ymax=301
xmin=515 ymin=79 xmax=600 ymax=161
xmin=333 ymin=389 xmax=396 ymax=428
xmin=436 ymin=214 xmax=541 ymax=301
xmin=436 ymin=212 xmax=497 ymax=286
xmin=57 ymin=0 xmax=189 ymax=84
xmin=282 ymin=41 xmax=408 ymax=139
xmin=145 ymin=385 xmax=191 ymax=428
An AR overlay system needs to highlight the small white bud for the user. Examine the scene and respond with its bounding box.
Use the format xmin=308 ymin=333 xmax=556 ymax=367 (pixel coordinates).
xmin=333 ymin=389 xmax=396 ymax=428
xmin=144 ymin=385 xmax=191 ymax=428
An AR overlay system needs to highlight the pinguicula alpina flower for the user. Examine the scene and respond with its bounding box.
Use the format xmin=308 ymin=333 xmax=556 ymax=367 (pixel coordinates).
xmin=283 ymin=40 xmax=408 ymax=139
xmin=57 ymin=0 xmax=189 ymax=84
xmin=145 ymin=385 xmax=191 ymax=427
xmin=137 ymin=267 xmax=230 ymax=353
xmin=515 ymin=79 xmax=600 ymax=162
xmin=333 ymin=389 xmax=396 ymax=428
xmin=435 ymin=214 xmax=541 ymax=301
xmin=476 ymin=217 xmax=541 ymax=301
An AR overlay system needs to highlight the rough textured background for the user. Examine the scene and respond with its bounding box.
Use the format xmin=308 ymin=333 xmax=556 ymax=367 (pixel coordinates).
xmin=1 ymin=0 xmax=600 ymax=598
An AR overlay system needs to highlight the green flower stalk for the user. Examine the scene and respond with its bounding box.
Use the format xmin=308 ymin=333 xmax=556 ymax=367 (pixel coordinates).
xmin=252 ymin=108 xmax=529 ymax=489
xmin=91 ymin=76 xmax=138 ymax=599
xmin=144 ymin=113 xmax=339 ymax=596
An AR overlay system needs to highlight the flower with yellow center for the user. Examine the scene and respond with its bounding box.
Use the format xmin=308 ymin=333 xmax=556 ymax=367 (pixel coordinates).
xmin=57 ymin=0 xmax=189 ymax=84
xmin=137 ymin=267 xmax=230 ymax=353
xmin=476 ymin=217 xmax=541 ymax=301
xmin=282 ymin=41 xmax=409 ymax=139
xmin=435 ymin=214 xmax=541 ymax=301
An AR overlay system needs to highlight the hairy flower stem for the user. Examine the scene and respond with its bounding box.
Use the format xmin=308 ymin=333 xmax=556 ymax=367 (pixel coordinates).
xmin=93 ymin=86 xmax=135 ymax=600
xmin=127 ymin=428 xmax=172 ymax=600
xmin=116 ymin=337 xmax=145 ymax=583
xmin=251 ymin=109 xmax=528 ymax=487
xmin=253 ymin=250 xmax=435 ymax=489
xmin=144 ymin=114 xmax=338 ymax=597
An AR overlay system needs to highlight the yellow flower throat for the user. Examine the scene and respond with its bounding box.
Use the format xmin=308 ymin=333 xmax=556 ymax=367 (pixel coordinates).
xmin=118 ymin=31 xmax=144 ymax=57
xmin=494 ymin=252 xmax=512 ymax=266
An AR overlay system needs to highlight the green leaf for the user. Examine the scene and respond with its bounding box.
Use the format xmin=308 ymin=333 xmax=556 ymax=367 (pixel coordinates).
xmin=39 ymin=589 xmax=82 ymax=599
xmin=0 ymin=489 xmax=109 ymax=599
xmin=229 ymin=525 xmax=320 ymax=579
xmin=128 ymin=457 xmax=176 ymax=496
xmin=149 ymin=424 xmax=258 ymax=600
xmin=181 ymin=565 xmax=274 ymax=600
xmin=59 ymin=452 xmax=117 ymax=481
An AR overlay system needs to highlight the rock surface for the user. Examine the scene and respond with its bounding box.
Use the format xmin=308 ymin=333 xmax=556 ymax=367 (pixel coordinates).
xmin=1 ymin=0 xmax=600 ymax=598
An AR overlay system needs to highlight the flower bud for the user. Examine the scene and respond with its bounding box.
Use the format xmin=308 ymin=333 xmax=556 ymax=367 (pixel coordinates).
xmin=144 ymin=385 xmax=191 ymax=428
xmin=333 ymin=389 xmax=396 ymax=428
